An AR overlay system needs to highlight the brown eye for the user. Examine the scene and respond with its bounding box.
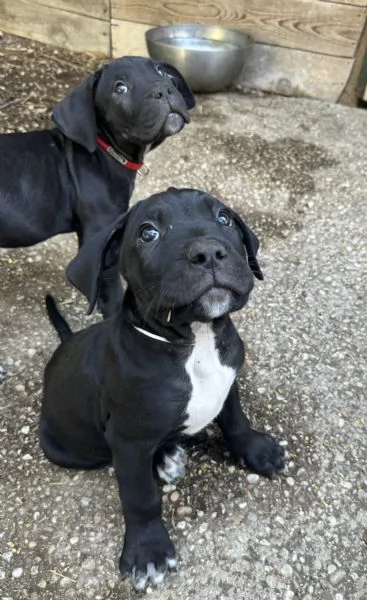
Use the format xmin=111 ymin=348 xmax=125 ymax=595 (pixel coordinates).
xmin=156 ymin=65 xmax=165 ymax=77
xmin=139 ymin=224 xmax=160 ymax=243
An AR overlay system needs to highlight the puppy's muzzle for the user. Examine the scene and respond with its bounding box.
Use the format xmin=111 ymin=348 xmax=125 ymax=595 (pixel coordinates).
xmin=149 ymin=81 xmax=190 ymax=136
xmin=150 ymin=82 xmax=175 ymax=101
xmin=179 ymin=237 xmax=246 ymax=319
xmin=186 ymin=239 xmax=227 ymax=267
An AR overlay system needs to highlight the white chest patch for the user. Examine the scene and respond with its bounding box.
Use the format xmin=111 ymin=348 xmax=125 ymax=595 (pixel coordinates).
xmin=183 ymin=322 xmax=236 ymax=435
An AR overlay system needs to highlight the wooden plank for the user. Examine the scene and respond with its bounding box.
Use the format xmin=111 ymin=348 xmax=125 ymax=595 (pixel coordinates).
xmin=322 ymin=0 xmax=367 ymax=7
xmin=112 ymin=19 xmax=150 ymax=57
xmin=240 ymin=42 xmax=354 ymax=102
xmin=111 ymin=18 xmax=353 ymax=101
xmin=26 ymin=0 xmax=110 ymax=20
xmin=339 ymin=15 xmax=367 ymax=104
xmin=0 ymin=0 xmax=110 ymax=55
xmin=111 ymin=0 xmax=366 ymax=58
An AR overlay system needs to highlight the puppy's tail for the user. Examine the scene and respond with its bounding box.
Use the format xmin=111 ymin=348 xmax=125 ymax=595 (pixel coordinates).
xmin=45 ymin=294 xmax=73 ymax=342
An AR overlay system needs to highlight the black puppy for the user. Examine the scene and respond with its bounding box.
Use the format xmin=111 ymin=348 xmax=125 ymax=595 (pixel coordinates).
xmin=40 ymin=188 xmax=285 ymax=590
xmin=0 ymin=56 xmax=194 ymax=315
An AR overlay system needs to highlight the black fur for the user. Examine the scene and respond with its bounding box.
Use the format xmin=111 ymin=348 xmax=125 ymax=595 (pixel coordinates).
xmin=0 ymin=57 xmax=195 ymax=316
xmin=45 ymin=295 xmax=72 ymax=342
xmin=40 ymin=188 xmax=285 ymax=590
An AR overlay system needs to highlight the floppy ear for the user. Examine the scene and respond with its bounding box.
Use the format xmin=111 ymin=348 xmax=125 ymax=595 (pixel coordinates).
xmin=233 ymin=213 xmax=264 ymax=280
xmin=160 ymin=62 xmax=196 ymax=110
xmin=66 ymin=213 xmax=129 ymax=314
xmin=52 ymin=70 xmax=102 ymax=152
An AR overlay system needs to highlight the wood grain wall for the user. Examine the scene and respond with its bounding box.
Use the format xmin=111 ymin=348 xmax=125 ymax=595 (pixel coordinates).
xmin=111 ymin=0 xmax=366 ymax=57
xmin=0 ymin=0 xmax=366 ymax=103
xmin=110 ymin=0 xmax=367 ymax=102
xmin=0 ymin=0 xmax=110 ymax=55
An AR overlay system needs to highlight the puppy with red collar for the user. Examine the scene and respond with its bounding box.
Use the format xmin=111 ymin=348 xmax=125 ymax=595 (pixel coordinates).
xmin=0 ymin=57 xmax=194 ymax=316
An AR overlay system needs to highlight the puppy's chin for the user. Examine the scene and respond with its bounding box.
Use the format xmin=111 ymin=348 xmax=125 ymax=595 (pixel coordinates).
xmin=175 ymin=287 xmax=248 ymax=323
xmin=162 ymin=113 xmax=186 ymax=137
xmin=198 ymin=287 xmax=233 ymax=320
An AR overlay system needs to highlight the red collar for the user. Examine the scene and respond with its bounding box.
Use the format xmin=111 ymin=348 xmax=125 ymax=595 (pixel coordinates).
xmin=96 ymin=136 xmax=149 ymax=175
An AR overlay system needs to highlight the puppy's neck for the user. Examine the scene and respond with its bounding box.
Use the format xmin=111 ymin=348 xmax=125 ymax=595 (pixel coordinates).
xmin=122 ymin=293 xmax=193 ymax=344
xmin=98 ymin=127 xmax=147 ymax=164
xmin=121 ymin=289 xmax=230 ymax=345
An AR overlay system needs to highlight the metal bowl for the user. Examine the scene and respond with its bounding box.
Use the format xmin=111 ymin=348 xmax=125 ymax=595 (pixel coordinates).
xmin=145 ymin=24 xmax=252 ymax=93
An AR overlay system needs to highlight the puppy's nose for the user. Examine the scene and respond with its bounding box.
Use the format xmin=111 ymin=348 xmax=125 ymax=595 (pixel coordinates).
xmin=187 ymin=239 xmax=227 ymax=266
xmin=151 ymin=84 xmax=174 ymax=100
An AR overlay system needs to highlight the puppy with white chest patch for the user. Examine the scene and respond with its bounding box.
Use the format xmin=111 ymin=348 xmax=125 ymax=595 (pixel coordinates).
xmin=40 ymin=187 xmax=285 ymax=590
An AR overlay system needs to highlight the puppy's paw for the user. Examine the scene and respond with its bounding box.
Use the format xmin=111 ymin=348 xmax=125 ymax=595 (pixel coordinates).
xmin=120 ymin=520 xmax=176 ymax=591
xmin=156 ymin=444 xmax=187 ymax=484
xmin=241 ymin=430 xmax=285 ymax=478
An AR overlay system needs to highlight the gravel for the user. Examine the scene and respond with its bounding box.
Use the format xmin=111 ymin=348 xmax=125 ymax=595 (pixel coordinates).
xmin=1 ymin=32 xmax=367 ymax=600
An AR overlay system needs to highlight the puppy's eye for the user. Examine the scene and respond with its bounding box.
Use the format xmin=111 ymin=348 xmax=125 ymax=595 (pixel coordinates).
xmin=217 ymin=209 xmax=233 ymax=227
xmin=114 ymin=81 xmax=128 ymax=95
xmin=156 ymin=65 xmax=165 ymax=77
xmin=139 ymin=224 xmax=160 ymax=243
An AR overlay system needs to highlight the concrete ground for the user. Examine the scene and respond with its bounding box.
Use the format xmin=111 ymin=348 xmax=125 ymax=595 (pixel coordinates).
xmin=1 ymin=37 xmax=367 ymax=600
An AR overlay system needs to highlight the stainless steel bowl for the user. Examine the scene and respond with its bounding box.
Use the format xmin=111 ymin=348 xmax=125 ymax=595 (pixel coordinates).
xmin=145 ymin=24 xmax=252 ymax=93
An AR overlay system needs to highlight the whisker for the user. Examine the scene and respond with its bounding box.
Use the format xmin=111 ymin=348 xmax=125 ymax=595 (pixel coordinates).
xmin=141 ymin=292 xmax=159 ymax=321
xmin=153 ymin=289 xmax=175 ymax=322
xmin=134 ymin=280 xmax=161 ymax=295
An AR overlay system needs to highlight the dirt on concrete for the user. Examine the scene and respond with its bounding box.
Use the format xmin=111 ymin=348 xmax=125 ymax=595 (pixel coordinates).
xmin=0 ymin=32 xmax=367 ymax=600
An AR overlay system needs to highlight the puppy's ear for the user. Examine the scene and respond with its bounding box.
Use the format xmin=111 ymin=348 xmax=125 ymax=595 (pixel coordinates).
xmin=233 ymin=214 xmax=264 ymax=280
xmin=66 ymin=213 xmax=129 ymax=314
xmin=160 ymin=62 xmax=196 ymax=110
xmin=52 ymin=70 xmax=102 ymax=152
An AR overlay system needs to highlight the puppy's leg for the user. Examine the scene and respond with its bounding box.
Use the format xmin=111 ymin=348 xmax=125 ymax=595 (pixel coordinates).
xmin=39 ymin=419 xmax=111 ymax=470
xmin=105 ymin=422 xmax=176 ymax=591
xmin=154 ymin=441 xmax=187 ymax=484
xmin=216 ymin=382 xmax=285 ymax=478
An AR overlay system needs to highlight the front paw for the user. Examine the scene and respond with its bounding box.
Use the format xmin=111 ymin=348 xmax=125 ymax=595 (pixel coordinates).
xmin=241 ymin=430 xmax=285 ymax=478
xmin=120 ymin=519 xmax=176 ymax=591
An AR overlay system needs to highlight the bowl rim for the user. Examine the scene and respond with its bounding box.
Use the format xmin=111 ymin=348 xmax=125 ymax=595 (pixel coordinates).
xmin=145 ymin=23 xmax=252 ymax=51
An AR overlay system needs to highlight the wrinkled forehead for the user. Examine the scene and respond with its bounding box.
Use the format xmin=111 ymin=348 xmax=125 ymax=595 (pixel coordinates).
xmin=100 ymin=56 xmax=159 ymax=83
xmin=128 ymin=190 xmax=225 ymax=230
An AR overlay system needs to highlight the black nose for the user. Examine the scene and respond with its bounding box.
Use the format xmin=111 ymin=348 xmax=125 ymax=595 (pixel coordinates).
xmin=151 ymin=84 xmax=174 ymax=100
xmin=187 ymin=239 xmax=227 ymax=266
